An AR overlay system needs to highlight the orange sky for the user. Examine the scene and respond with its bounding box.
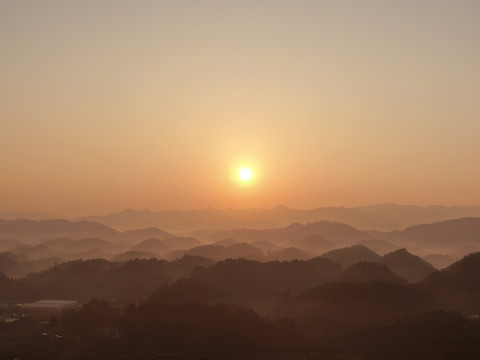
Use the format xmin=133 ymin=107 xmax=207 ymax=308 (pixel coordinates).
xmin=1 ymin=1 xmax=480 ymax=216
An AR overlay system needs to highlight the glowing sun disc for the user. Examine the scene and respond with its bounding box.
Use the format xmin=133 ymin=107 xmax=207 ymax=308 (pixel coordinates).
xmin=238 ymin=168 xmax=253 ymax=182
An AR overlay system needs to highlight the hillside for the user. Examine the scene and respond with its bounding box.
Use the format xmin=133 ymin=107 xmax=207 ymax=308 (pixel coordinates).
xmin=334 ymin=262 xmax=406 ymax=284
xmin=111 ymin=251 xmax=160 ymax=262
xmin=191 ymin=257 xmax=341 ymax=298
xmin=0 ymin=219 xmax=118 ymax=243
xmin=130 ymin=238 xmax=171 ymax=254
xmin=354 ymin=239 xmax=400 ymax=255
xmin=266 ymin=247 xmax=314 ymax=261
xmin=0 ymin=219 xmax=198 ymax=252
xmin=421 ymin=252 xmax=480 ymax=313
xmin=184 ymin=243 xmax=265 ymax=261
xmin=118 ymin=228 xmax=173 ymax=244
xmin=287 ymin=282 xmax=436 ymax=335
xmin=320 ymin=245 xmax=382 ymax=268
xmin=250 ymin=240 xmax=282 ymax=252
xmin=0 ymin=252 xmax=59 ymax=278
xmin=0 ymin=257 xmax=212 ymax=304
xmin=380 ymin=249 xmax=437 ymax=283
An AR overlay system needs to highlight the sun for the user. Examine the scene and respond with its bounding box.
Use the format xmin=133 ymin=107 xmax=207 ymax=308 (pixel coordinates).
xmin=238 ymin=167 xmax=253 ymax=182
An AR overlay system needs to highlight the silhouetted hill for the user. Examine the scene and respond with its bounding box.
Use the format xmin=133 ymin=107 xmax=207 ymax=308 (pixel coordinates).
xmin=320 ymin=245 xmax=382 ymax=268
xmin=130 ymin=238 xmax=170 ymax=254
xmin=346 ymin=311 xmax=480 ymax=360
xmin=38 ymin=238 xmax=123 ymax=258
xmin=213 ymin=238 xmax=238 ymax=246
xmin=83 ymin=208 xmax=273 ymax=232
xmin=35 ymin=238 xmax=122 ymax=261
xmin=207 ymin=221 xmax=372 ymax=246
xmin=0 ymin=252 xmax=60 ymax=278
xmin=266 ymin=247 xmax=314 ymax=261
xmin=0 ymin=220 xmax=199 ymax=258
xmin=422 ymin=252 xmax=480 ymax=313
xmin=111 ymin=251 xmax=160 ymax=262
xmin=385 ymin=217 xmax=480 ymax=251
xmin=226 ymin=243 xmax=265 ymax=260
xmin=39 ymin=237 xmax=75 ymax=251
xmin=69 ymin=237 xmax=121 ymax=252
xmin=250 ymin=240 xmax=282 ymax=252
xmin=0 ymin=252 xmax=17 ymax=276
xmin=10 ymin=244 xmax=60 ymax=260
xmin=184 ymin=243 xmax=264 ymax=261
xmin=0 ymin=238 xmax=23 ymax=251
xmin=164 ymin=249 xmax=188 ymax=260
xmin=0 ymin=257 xmax=214 ymax=304
xmin=67 ymin=247 xmax=112 ymax=261
xmin=82 ymin=208 xmax=276 ymax=232
xmin=380 ymin=248 xmax=436 ymax=283
xmin=119 ymin=302 xmax=280 ymax=349
xmin=0 ymin=219 xmax=118 ymax=243
xmin=182 ymin=245 xmax=224 ymax=260
xmin=147 ymin=278 xmax=223 ymax=305
xmin=288 ymin=281 xmax=435 ymax=335
xmin=167 ymin=255 xmax=215 ymax=279
xmin=334 ymin=262 xmax=406 ymax=284
xmin=118 ymin=227 xmax=173 ymax=244
xmin=192 ymin=258 xmax=341 ymax=299
xmin=354 ymin=239 xmax=400 ymax=255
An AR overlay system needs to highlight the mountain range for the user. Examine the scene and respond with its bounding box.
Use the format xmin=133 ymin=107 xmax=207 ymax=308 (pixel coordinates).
xmin=3 ymin=204 xmax=479 ymax=232
xmin=78 ymin=204 xmax=480 ymax=232
xmin=3 ymin=215 xmax=480 ymax=276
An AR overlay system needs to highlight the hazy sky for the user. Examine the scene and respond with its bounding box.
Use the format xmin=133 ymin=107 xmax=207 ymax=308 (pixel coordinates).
xmin=1 ymin=0 xmax=479 ymax=216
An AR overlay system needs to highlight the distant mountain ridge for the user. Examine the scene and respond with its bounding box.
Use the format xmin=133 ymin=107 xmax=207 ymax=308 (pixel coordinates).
xmin=78 ymin=204 xmax=480 ymax=231
xmin=0 ymin=219 xmax=197 ymax=250
xmin=380 ymin=249 xmax=437 ymax=283
xmin=206 ymin=221 xmax=372 ymax=246
xmin=4 ymin=217 xmax=480 ymax=267
xmin=321 ymin=245 xmax=382 ymax=268
xmin=0 ymin=219 xmax=118 ymax=242
xmin=383 ymin=217 xmax=480 ymax=253
xmin=319 ymin=246 xmax=436 ymax=283
xmin=0 ymin=211 xmax=63 ymax=221
xmin=4 ymin=204 xmax=480 ymax=233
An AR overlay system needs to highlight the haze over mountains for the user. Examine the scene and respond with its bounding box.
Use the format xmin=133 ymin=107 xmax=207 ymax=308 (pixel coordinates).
xmin=0 ymin=211 xmax=63 ymax=221
xmin=4 ymin=204 xmax=480 ymax=232
xmin=2 ymin=212 xmax=480 ymax=279
xmin=0 ymin=207 xmax=479 ymax=291
xmin=2 ymin=204 xmax=480 ymax=270
xmin=3 ymin=0 xmax=480 ymax=356
xmin=80 ymin=204 xmax=480 ymax=231
xmin=2 ymin=209 xmax=480 ymax=359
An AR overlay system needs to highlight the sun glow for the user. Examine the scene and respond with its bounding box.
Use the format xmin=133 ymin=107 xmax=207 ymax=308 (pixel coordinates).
xmin=238 ymin=167 xmax=253 ymax=182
